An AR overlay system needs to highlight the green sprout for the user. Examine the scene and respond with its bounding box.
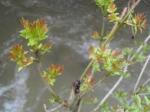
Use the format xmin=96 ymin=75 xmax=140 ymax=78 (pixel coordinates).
xmin=9 ymin=44 xmax=33 ymax=71
xmin=42 ymin=64 xmax=64 ymax=86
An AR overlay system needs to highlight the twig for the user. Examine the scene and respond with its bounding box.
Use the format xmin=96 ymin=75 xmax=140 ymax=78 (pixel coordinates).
xmin=43 ymin=104 xmax=47 ymax=112
xmin=143 ymin=78 xmax=150 ymax=86
xmin=133 ymin=54 xmax=150 ymax=92
xmin=43 ymin=104 xmax=63 ymax=112
xmin=77 ymin=100 xmax=83 ymax=112
xmin=69 ymin=94 xmax=81 ymax=112
xmin=102 ymin=7 xmax=128 ymax=46
xmin=138 ymin=92 xmax=150 ymax=96
xmin=130 ymin=35 xmax=150 ymax=60
xmin=100 ymin=16 xmax=105 ymax=37
xmin=80 ymin=60 xmax=94 ymax=80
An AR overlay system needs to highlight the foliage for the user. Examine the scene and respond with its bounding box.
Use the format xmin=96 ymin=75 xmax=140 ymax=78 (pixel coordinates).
xmin=8 ymin=0 xmax=150 ymax=112
xmin=42 ymin=64 xmax=64 ymax=86
xmin=9 ymin=44 xmax=33 ymax=71
xmin=20 ymin=18 xmax=48 ymax=47
xmin=91 ymin=31 xmax=101 ymax=40
xmin=107 ymin=3 xmax=120 ymax=23
xmin=95 ymin=0 xmax=115 ymax=14
xmin=9 ymin=18 xmax=52 ymax=70
xmin=95 ymin=0 xmax=147 ymax=37
xmin=80 ymin=70 xmax=96 ymax=92
xmin=20 ymin=18 xmax=52 ymax=55
xmin=88 ymin=46 xmax=128 ymax=76
xmin=125 ymin=13 xmax=147 ymax=36
xmin=9 ymin=18 xmax=64 ymax=109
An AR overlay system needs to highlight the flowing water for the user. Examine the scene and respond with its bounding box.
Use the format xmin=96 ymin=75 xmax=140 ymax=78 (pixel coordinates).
xmin=0 ymin=0 xmax=150 ymax=112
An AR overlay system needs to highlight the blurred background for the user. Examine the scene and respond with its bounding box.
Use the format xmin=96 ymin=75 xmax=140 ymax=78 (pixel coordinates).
xmin=0 ymin=0 xmax=150 ymax=112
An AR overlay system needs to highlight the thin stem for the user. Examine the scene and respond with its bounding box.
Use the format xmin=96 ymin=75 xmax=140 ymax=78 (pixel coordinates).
xmin=43 ymin=104 xmax=63 ymax=112
xmin=143 ymin=78 xmax=150 ymax=86
xmin=133 ymin=54 xmax=150 ymax=92
xmin=130 ymin=35 xmax=150 ymax=60
xmin=100 ymin=16 xmax=105 ymax=37
xmin=80 ymin=60 xmax=94 ymax=80
xmin=77 ymin=100 xmax=83 ymax=112
xmin=102 ymin=7 xmax=128 ymax=46
xmin=103 ymin=22 xmax=120 ymax=46
xmin=43 ymin=104 xmax=47 ymax=112
xmin=138 ymin=92 xmax=150 ymax=96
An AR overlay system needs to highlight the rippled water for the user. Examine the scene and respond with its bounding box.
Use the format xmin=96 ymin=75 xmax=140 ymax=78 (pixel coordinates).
xmin=0 ymin=0 xmax=150 ymax=112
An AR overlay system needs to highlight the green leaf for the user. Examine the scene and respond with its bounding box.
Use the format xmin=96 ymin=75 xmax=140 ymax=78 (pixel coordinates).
xmin=133 ymin=95 xmax=141 ymax=107
xmin=20 ymin=18 xmax=48 ymax=50
xmin=95 ymin=0 xmax=115 ymax=14
xmin=134 ymin=52 xmax=146 ymax=62
xmin=42 ymin=64 xmax=64 ymax=86
xmin=92 ymin=61 xmax=101 ymax=73
xmin=144 ymin=96 xmax=150 ymax=105
xmin=9 ymin=44 xmax=33 ymax=71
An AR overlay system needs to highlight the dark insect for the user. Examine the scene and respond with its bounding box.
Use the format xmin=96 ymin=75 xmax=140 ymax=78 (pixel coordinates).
xmin=73 ymin=80 xmax=81 ymax=94
xmin=131 ymin=35 xmax=135 ymax=39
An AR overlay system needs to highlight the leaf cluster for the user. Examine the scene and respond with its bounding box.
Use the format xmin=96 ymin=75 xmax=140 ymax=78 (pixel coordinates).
xmin=95 ymin=0 xmax=115 ymax=14
xmin=20 ymin=18 xmax=52 ymax=55
xmin=9 ymin=44 xmax=33 ymax=71
xmin=20 ymin=18 xmax=48 ymax=47
xmin=9 ymin=19 xmax=52 ymax=70
xmin=125 ymin=13 xmax=147 ymax=35
xmin=89 ymin=46 xmax=128 ymax=76
xmin=42 ymin=64 xmax=64 ymax=86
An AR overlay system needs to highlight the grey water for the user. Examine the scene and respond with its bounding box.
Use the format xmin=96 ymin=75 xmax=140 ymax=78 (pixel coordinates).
xmin=0 ymin=0 xmax=150 ymax=112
